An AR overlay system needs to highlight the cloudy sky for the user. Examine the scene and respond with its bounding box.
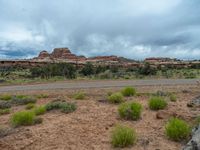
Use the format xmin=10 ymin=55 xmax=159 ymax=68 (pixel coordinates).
xmin=0 ymin=0 xmax=200 ymax=60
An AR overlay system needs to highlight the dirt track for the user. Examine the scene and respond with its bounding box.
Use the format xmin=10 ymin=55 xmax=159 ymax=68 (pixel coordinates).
xmin=0 ymin=79 xmax=199 ymax=93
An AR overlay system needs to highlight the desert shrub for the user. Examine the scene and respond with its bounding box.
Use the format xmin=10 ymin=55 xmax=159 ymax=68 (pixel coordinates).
xmin=169 ymin=94 xmax=177 ymax=102
xmin=11 ymin=95 xmax=37 ymax=105
xmin=36 ymin=94 xmax=49 ymax=99
xmin=153 ymin=90 xmax=167 ymax=97
xmin=107 ymin=91 xmax=113 ymax=96
xmin=73 ymin=92 xmax=85 ymax=100
xmin=0 ymin=101 xmax=11 ymax=109
xmin=11 ymin=111 xmax=35 ymax=127
xmin=80 ymin=62 xmax=95 ymax=76
xmin=149 ymin=97 xmax=167 ymax=110
xmin=45 ymin=101 xmax=76 ymax=113
xmin=165 ymin=118 xmax=190 ymax=142
xmin=0 ymin=109 xmax=10 ymax=115
xmin=30 ymin=63 xmax=76 ymax=79
xmin=0 ymin=94 xmax=12 ymax=101
xmin=118 ymin=102 xmax=142 ymax=120
xmin=33 ymin=106 xmax=46 ymax=116
xmin=108 ymin=93 xmax=124 ymax=104
xmin=33 ymin=117 xmax=43 ymax=124
xmin=111 ymin=125 xmax=136 ymax=148
xmin=98 ymin=70 xmax=113 ymax=79
xmin=25 ymin=103 xmax=35 ymax=110
xmin=121 ymin=87 xmax=136 ymax=97
xmin=0 ymin=126 xmax=12 ymax=138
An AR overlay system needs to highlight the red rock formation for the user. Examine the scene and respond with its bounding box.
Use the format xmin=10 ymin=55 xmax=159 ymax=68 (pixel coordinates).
xmin=38 ymin=50 xmax=50 ymax=59
xmin=88 ymin=56 xmax=119 ymax=61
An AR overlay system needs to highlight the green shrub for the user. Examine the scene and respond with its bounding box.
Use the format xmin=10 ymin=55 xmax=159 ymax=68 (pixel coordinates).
xmin=36 ymin=94 xmax=49 ymax=99
xmin=108 ymin=93 xmax=124 ymax=104
xmin=165 ymin=118 xmax=190 ymax=142
xmin=25 ymin=103 xmax=35 ymax=110
xmin=121 ymin=87 xmax=136 ymax=97
xmin=33 ymin=106 xmax=46 ymax=116
xmin=11 ymin=111 xmax=35 ymax=127
xmin=0 ymin=94 xmax=12 ymax=101
xmin=149 ymin=97 xmax=167 ymax=110
xmin=73 ymin=92 xmax=85 ymax=100
xmin=45 ymin=101 xmax=76 ymax=114
xmin=0 ymin=101 xmax=11 ymax=109
xmin=169 ymin=94 xmax=177 ymax=102
xmin=11 ymin=95 xmax=37 ymax=105
xmin=0 ymin=109 xmax=10 ymax=115
xmin=107 ymin=91 xmax=113 ymax=96
xmin=118 ymin=102 xmax=142 ymax=120
xmin=111 ymin=125 xmax=136 ymax=148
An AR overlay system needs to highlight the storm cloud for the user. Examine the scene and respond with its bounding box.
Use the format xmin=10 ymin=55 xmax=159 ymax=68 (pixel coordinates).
xmin=0 ymin=0 xmax=200 ymax=59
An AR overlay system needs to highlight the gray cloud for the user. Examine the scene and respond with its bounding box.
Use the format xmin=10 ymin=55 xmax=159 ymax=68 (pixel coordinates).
xmin=0 ymin=0 xmax=200 ymax=60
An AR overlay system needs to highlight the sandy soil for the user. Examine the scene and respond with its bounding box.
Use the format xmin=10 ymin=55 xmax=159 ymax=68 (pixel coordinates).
xmin=0 ymin=85 xmax=200 ymax=150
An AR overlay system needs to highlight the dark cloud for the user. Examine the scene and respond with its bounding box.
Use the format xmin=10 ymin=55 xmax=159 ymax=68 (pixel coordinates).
xmin=0 ymin=0 xmax=200 ymax=60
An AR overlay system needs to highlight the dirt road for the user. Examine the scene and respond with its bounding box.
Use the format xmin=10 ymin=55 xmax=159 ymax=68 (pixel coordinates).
xmin=0 ymin=79 xmax=198 ymax=93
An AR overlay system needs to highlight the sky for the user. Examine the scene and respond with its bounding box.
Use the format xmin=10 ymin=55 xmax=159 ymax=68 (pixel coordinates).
xmin=0 ymin=0 xmax=200 ymax=60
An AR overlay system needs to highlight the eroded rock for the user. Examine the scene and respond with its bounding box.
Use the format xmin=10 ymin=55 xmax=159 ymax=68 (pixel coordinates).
xmin=187 ymin=96 xmax=200 ymax=108
xmin=183 ymin=125 xmax=200 ymax=150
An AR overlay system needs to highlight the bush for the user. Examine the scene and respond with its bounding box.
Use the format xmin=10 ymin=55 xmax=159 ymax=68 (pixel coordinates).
xmin=108 ymin=93 xmax=124 ymax=104
xmin=0 ymin=101 xmax=11 ymax=109
xmin=0 ymin=94 xmax=12 ymax=101
xmin=25 ymin=103 xmax=35 ymax=110
xmin=121 ymin=87 xmax=136 ymax=97
xmin=45 ymin=101 xmax=76 ymax=114
xmin=36 ymin=94 xmax=49 ymax=99
xmin=73 ymin=92 xmax=85 ymax=100
xmin=33 ymin=106 xmax=46 ymax=116
xmin=149 ymin=97 xmax=167 ymax=110
xmin=165 ymin=118 xmax=190 ymax=141
xmin=0 ymin=109 xmax=10 ymax=115
xmin=11 ymin=111 xmax=35 ymax=127
xmin=118 ymin=102 xmax=142 ymax=120
xmin=111 ymin=125 xmax=136 ymax=148
xmin=11 ymin=95 xmax=37 ymax=105
xmin=169 ymin=94 xmax=177 ymax=102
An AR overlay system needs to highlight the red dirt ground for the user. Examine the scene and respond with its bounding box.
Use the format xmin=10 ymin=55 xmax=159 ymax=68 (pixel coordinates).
xmin=0 ymin=85 xmax=200 ymax=150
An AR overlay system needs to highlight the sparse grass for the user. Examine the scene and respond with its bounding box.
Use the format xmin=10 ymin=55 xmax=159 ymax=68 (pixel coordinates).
xmin=169 ymin=94 xmax=177 ymax=102
xmin=45 ymin=101 xmax=76 ymax=113
xmin=36 ymin=94 xmax=49 ymax=99
xmin=108 ymin=93 xmax=124 ymax=104
xmin=73 ymin=92 xmax=86 ymax=100
xmin=121 ymin=87 xmax=136 ymax=97
xmin=25 ymin=103 xmax=35 ymax=110
xmin=111 ymin=125 xmax=137 ymax=148
xmin=11 ymin=95 xmax=37 ymax=105
xmin=149 ymin=97 xmax=167 ymax=110
xmin=33 ymin=106 xmax=46 ymax=116
xmin=0 ymin=108 xmax=10 ymax=115
xmin=0 ymin=94 xmax=12 ymax=101
xmin=165 ymin=118 xmax=190 ymax=142
xmin=118 ymin=102 xmax=142 ymax=120
xmin=11 ymin=111 xmax=35 ymax=127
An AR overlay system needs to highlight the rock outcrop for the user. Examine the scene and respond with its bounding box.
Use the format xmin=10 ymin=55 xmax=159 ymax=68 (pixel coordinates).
xmin=38 ymin=51 xmax=50 ymax=59
xmin=183 ymin=125 xmax=200 ymax=150
xmin=187 ymin=96 xmax=200 ymax=108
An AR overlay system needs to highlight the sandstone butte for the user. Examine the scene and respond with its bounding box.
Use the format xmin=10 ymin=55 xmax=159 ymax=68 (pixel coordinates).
xmin=0 ymin=47 xmax=200 ymax=68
